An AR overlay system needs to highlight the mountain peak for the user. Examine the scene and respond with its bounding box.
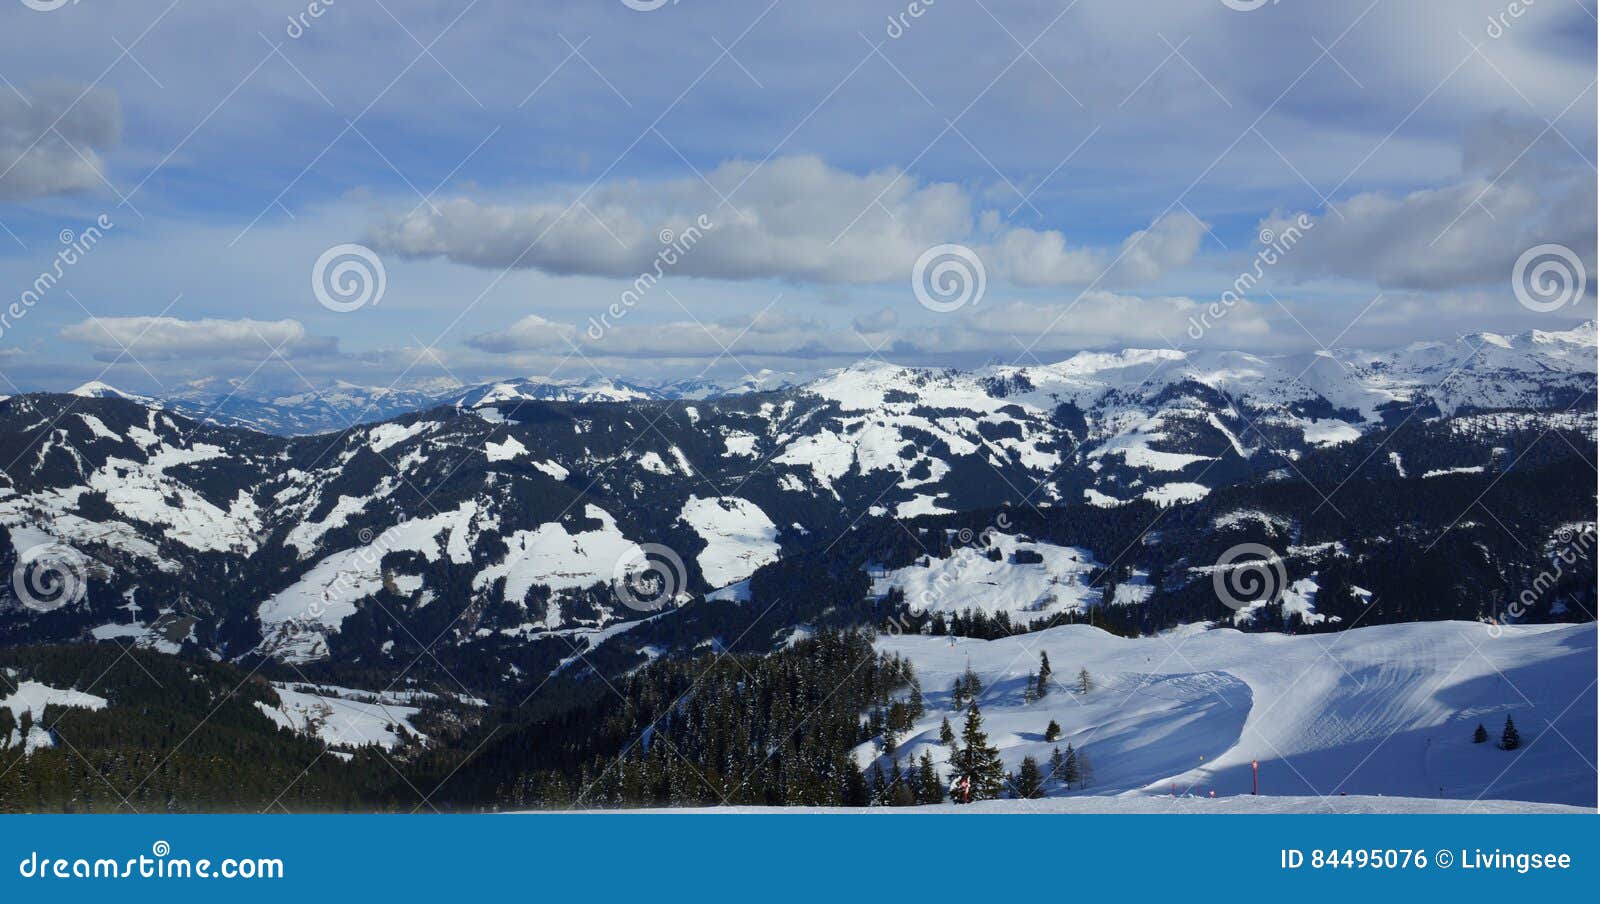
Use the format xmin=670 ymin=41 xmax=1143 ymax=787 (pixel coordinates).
xmin=68 ymin=380 xmax=136 ymax=399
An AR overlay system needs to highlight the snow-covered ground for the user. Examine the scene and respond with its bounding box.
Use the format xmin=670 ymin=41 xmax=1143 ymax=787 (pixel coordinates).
xmin=254 ymin=682 xmax=431 ymax=750
xmin=559 ymin=795 xmax=1587 ymax=814
xmin=678 ymin=495 xmax=780 ymax=588
xmin=0 ymin=678 xmax=109 ymax=753
xmin=873 ymin=621 xmax=1596 ymax=809
xmin=871 ymin=532 xmax=1102 ymax=618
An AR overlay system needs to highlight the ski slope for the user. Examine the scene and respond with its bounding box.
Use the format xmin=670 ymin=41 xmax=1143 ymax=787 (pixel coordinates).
xmin=874 ymin=621 xmax=1596 ymax=808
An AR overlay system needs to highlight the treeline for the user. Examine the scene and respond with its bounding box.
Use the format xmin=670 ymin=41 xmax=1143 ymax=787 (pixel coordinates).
xmin=488 ymin=629 xmax=915 ymax=809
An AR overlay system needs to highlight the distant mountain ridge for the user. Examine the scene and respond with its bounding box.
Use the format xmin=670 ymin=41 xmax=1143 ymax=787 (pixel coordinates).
xmin=0 ymin=322 xmax=1591 ymax=686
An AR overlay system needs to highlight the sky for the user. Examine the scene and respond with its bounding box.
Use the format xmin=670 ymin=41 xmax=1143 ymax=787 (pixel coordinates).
xmin=0 ymin=0 xmax=1594 ymax=398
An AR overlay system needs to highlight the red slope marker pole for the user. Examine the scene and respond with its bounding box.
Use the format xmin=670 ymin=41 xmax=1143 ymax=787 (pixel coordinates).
xmin=1252 ymin=759 xmax=1258 ymax=795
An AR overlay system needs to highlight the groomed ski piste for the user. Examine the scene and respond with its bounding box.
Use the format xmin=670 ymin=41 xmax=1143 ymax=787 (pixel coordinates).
xmin=523 ymin=620 xmax=1595 ymax=814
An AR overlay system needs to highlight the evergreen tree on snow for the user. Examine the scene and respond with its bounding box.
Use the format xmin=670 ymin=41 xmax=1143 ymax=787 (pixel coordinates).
xmin=1061 ymin=743 xmax=1081 ymax=788
xmin=1500 ymin=715 xmax=1520 ymax=751
xmin=907 ymin=677 xmax=925 ymax=721
xmin=1048 ymin=746 xmax=1066 ymax=783
xmin=916 ymin=751 xmax=944 ymax=804
xmin=951 ymin=702 xmax=1006 ymax=801
xmin=1044 ymin=719 xmax=1062 ymax=742
xmin=1013 ymin=756 xmax=1046 ymax=798
xmin=938 ymin=716 xmax=956 ymax=748
xmin=1472 ymin=723 xmax=1488 ymax=744
xmin=1036 ymin=651 xmax=1053 ymax=700
xmin=1076 ymin=666 xmax=1093 ymax=695
xmin=950 ymin=665 xmax=983 ymax=709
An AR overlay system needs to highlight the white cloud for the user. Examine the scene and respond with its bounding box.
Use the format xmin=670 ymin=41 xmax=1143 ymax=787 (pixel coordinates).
xmin=59 ymin=317 xmax=335 ymax=361
xmin=1266 ymin=116 xmax=1596 ymax=291
xmin=0 ymin=82 xmax=120 ymax=201
xmin=369 ymin=156 xmax=1199 ymax=289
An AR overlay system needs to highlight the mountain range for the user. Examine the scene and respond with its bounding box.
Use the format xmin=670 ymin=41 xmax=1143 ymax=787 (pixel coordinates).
xmin=0 ymin=323 xmax=1593 ymax=680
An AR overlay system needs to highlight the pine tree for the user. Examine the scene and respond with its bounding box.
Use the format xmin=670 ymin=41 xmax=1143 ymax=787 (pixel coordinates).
xmin=1076 ymin=666 xmax=1093 ymax=695
xmin=950 ymin=665 xmax=983 ymax=709
xmin=907 ymin=678 xmax=925 ymax=721
xmin=1036 ymin=651 xmax=1053 ymax=699
xmin=1048 ymin=746 xmax=1066 ymax=783
xmin=888 ymin=759 xmax=916 ymax=807
xmin=938 ymin=716 xmax=955 ymax=748
xmin=1472 ymin=723 xmax=1488 ymax=744
xmin=1500 ymin=715 xmax=1520 ymax=751
xmin=1013 ymin=756 xmax=1045 ymax=798
xmin=1044 ymin=719 xmax=1062 ymax=742
xmin=952 ymin=702 xmax=1006 ymax=802
xmin=1062 ymin=743 xmax=1080 ymax=788
xmin=916 ymin=752 xmax=943 ymax=804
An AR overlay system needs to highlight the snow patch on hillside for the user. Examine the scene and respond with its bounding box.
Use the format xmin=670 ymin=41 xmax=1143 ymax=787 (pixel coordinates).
xmin=872 ymin=533 xmax=1099 ymax=618
xmin=678 ymin=496 xmax=780 ymax=588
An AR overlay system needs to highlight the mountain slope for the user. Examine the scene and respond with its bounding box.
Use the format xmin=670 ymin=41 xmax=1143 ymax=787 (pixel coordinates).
xmin=0 ymin=324 xmax=1590 ymax=685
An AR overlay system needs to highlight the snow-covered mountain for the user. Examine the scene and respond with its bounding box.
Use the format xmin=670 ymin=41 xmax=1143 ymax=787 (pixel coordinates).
xmin=0 ymin=323 xmax=1591 ymax=681
xmin=444 ymin=371 xmax=794 ymax=410
xmin=158 ymin=376 xmax=467 ymax=435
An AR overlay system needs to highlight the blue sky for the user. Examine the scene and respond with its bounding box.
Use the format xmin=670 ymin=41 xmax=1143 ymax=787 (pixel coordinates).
xmin=0 ymin=0 xmax=1594 ymax=396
